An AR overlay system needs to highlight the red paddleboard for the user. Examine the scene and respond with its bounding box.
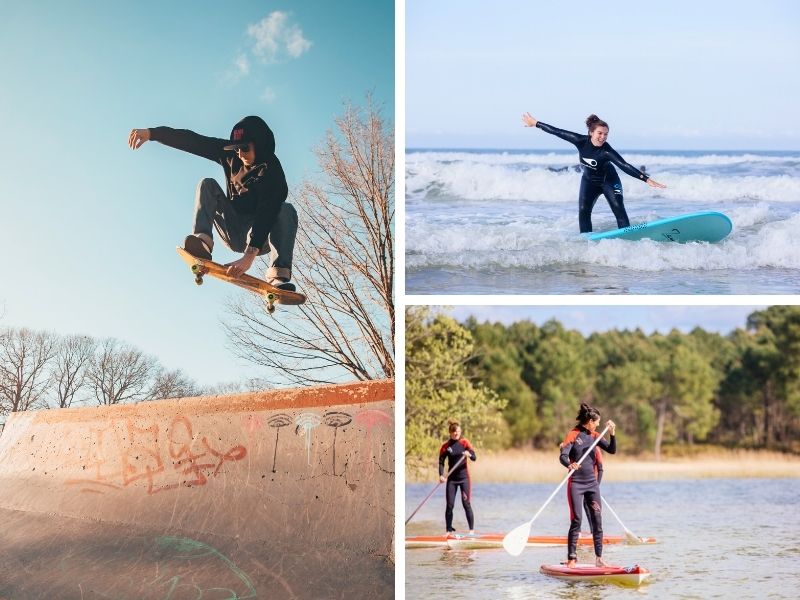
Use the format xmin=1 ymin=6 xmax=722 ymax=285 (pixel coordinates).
xmin=540 ymin=563 xmax=651 ymax=586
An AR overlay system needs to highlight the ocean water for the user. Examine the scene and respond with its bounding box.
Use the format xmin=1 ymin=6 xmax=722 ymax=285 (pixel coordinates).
xmin=406 ymin=149 xmax=800 ymax=294
xmin=405 ymin=479 xmax=800 ymax=599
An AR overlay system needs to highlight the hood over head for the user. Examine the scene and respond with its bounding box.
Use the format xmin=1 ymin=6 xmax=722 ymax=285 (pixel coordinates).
xmin=223 ymin=116 xmax=275 ymax=157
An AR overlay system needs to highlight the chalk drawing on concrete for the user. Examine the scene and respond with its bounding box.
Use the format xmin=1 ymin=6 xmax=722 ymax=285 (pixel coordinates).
xmin=294 ymin=412 xmax=322 ymax=466
xmin=267 ymin=413 xmax=292 ymax=473
xmin=323 ymin=411 xmax=352 ymax=475
xmin=355 ymin=409 xmax=392 ymax=471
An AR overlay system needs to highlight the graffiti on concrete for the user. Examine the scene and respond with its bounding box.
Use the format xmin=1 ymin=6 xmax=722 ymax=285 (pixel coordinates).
xmin=322 ymin=411 xmax=352 ymax=475
xmin=294 ymin=412 xmax=322 ymax=466
xmin=65 ymin=415 xmax=247 ymax=495
xmin=354 ymin=409 xmax=392 ymax=472
xmin=57 ymin=535 xmax=258 ymax=599
xmin=267 ymin=413 xmax=292 ymax=473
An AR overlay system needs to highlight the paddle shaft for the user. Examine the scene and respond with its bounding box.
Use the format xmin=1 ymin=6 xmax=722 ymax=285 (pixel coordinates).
xmin=601 ymin=495 xmax=640 ymax=541
xmin=405 ymin=454 xmax=468 ymax=525
xmin=503 ymin=425 xmax=612 ymax=556
xmin=528 ymin=425 xmax=611 ymax=526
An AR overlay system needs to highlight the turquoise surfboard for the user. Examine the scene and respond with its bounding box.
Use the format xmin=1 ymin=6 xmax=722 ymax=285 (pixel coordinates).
xmin=587 ymin=211 xmax=732 ymax=243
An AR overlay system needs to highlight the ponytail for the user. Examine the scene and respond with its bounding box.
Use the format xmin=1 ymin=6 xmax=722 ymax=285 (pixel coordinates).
xmin=586 ymin=114 xmax=609 ymax=132
xmin=576 ymin=402 xmax=600 ymax=424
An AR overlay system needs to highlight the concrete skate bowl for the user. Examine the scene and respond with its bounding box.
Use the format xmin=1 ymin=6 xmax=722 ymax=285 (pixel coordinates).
xmin=0 ymin=379 xmax=394 ymax=599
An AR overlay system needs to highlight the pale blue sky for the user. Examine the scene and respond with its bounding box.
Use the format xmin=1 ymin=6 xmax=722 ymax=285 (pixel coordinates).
xmin=407 ymin=0 xmax=799 ymax=150
xmin=0 ymin=0 xmax=393 ymax=387
xmin=450 ymin=306 xmax=768 ymax=336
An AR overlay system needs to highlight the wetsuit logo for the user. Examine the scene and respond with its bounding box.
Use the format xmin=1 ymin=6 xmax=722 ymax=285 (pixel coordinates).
xmin=581 ymin=157 xmax=598 ymax=169
xmin=613 ymin=183 xmax=622 ymax=195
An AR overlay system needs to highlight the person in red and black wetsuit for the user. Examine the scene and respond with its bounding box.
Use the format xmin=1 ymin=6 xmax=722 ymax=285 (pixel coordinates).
xmin=438 ymin=421 xmax=477 ymax=533
xmin=559 ymin=403 xmax=617 ymax=567
xmin=522 ymin=112 xmax=667 ymax=233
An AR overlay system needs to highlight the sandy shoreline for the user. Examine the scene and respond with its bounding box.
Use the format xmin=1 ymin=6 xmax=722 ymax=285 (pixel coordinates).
xmin=407 ymin=448 xmax=800 ymax=483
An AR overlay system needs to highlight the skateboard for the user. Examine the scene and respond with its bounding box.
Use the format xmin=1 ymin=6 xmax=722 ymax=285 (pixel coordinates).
xmin=176 ymin=247 xmax=306 ymax=313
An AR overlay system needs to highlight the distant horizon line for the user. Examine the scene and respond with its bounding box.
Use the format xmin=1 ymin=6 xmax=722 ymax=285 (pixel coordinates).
xmin=407 ymin=146 xmax=800 ymax=153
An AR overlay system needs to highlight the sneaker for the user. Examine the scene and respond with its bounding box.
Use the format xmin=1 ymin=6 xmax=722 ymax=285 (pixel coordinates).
xmin=184 ymin=235 xmax=212 ymax=260
xmin=266 ymin=277 xmax=296 ymax=292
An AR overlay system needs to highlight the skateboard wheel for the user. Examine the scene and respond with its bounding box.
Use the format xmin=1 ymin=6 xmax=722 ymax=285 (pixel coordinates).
xmin=267 ymin=305 xmax=275 ymax=314
xmin=267 ymin=293 xmax=277 ymax=302
xmin=191 ymin=264 xmax=202 ymax=274
xmin=194 ymin=276 xmax=203 ymax=286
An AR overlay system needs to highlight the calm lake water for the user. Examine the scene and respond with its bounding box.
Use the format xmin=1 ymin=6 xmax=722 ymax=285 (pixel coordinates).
xmin=406 ymin=479 xmax=800 ymax=599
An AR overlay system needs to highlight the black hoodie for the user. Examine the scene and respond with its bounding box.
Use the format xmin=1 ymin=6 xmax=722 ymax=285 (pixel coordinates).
xmin=149 ymin=117 xmax=288 ymax=250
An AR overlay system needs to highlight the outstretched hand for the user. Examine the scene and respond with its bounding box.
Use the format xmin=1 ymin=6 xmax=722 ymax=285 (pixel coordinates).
xmin=128 ymin=128 xmax=150 ymax=150
xmin=225 ymin=252 xmax=257 ymax=278
xmin=646 ymin=178 xmax=667 ymax=189
xmin=522 ymin=112 xmax=538 ymax=127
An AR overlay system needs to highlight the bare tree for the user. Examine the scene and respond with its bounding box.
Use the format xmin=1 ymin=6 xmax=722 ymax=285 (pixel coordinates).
xmin=86 ymin=338 xmax=157 ymax=405
xmin=50 ymin=334 xmax=96 ymax=408
xmin=200 ymin=378 xmax=273 ymax=396
xmin=0 ymin=327 xmax=58 ymax=413
xmin=226 ymin=98 xmax=394 ymax=385
xmin=148 ymin=368 xmax=200 ymax=400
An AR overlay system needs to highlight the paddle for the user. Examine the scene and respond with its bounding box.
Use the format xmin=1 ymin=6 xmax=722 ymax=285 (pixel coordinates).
xmin=502 ymin=425 xmax=610 ymax=556
xmin=405 ymin=454 xmax=467 ymax=525
xmin=601 ymin=495 xmax=643 ymax=544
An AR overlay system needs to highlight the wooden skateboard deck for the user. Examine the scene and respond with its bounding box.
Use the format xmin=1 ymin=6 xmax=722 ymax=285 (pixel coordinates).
xmin=176 ymin=247 xmax=306 ymax=313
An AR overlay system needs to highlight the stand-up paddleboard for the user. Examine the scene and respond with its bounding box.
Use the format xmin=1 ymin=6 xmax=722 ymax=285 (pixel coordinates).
xmin=587 ymin=210 xmax=732 ymax=243
xmin=540 ymin=563 xmax=651 ymax=586
xmin=405 ymin=532 xmax=657 ymax=549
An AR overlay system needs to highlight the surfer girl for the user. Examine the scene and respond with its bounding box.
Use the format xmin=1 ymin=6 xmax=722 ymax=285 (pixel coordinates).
xmin=559 ymin=403 xmax=616 ymax=567
xmin=522 ymin=113 xmax=667 ymax=233
xmin=438 ymin=421 xmax=477 ymax=533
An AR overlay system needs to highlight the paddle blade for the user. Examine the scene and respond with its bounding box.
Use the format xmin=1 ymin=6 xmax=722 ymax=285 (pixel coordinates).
xmin=624 ymin=531 xmax=644 ymax=544
xmin=502 ymin=520 xmax=532 ymax=556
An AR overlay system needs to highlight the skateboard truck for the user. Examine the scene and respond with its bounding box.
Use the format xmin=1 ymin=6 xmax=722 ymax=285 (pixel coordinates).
xmin=190 ymin=263 xmax=208 ymax=285
xmin=265 ymin=293 xmax=277 ymax=314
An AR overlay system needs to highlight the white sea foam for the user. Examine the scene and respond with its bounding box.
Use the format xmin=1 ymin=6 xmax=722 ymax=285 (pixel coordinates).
xmin=407 ymin=149 xmax=800 ymax=292
xmin=406 ymin=212 xmax=800 ymax=272
xmin=407 ymin=150 xmax=800 ymax=168
xmin=406 ymin=161 xmax=800 ymax=203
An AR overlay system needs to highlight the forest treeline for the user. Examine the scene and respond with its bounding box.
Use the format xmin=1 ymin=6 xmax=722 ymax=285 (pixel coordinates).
xmin=406 ymin=306 xmax=800 ymax=469
xmin=0 ymin=327 xmax=267 ymax=422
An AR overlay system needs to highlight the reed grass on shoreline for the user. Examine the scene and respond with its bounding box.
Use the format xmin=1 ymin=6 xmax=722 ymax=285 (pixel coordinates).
xmin=407 ymin=447 xmax=800 ymax=483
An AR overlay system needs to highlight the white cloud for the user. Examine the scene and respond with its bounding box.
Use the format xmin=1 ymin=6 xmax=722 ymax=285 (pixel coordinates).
xmin=261 ymin=87 xmax=276 ymax=102
xmin=247 ymin=11 xmax=312 ymax=64
xmin=234 ymin=53 xmax=250 ymax=76
xmin=223 ymin=53 xmax=250 ymax=83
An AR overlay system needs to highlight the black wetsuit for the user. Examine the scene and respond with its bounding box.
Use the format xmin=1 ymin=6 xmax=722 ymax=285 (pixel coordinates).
xmin=438 ymin=438 xmax=477 ymax=532
xmin=536 ymin=122 xmax=648 ymax=233
xmin=559 ymin=426 xmax=616 ymax=560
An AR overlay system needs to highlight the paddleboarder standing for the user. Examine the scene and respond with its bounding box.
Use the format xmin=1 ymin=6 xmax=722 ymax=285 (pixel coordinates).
xmin=559 ymin=403 xmax=616 ymax=568
xmin=522 ymin=112 xmax=667 ymax=233
xmin=439 ymin=421 xmax=477 ymax=533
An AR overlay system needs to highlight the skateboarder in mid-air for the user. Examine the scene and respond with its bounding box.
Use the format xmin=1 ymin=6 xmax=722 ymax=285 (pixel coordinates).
xmin=128 ymin=116 xmax=298 ymax=291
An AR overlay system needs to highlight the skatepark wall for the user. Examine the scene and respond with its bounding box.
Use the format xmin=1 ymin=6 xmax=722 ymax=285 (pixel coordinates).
xmin=0 ymin=380 xmax=394 ymax=598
